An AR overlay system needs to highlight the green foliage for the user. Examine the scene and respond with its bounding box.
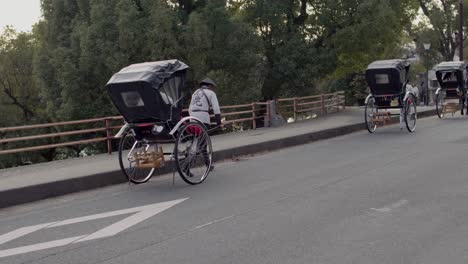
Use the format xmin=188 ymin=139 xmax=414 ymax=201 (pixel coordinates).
xmin=0 ymin=27 xmax=51 ymax=168
xmin=184 ymin=1 xmax=264 ymax=103
xmin=0 ymin=27 xmax=42 ymax=125
xmin=413 ymin=0 xmax=467 ymax=61
xmin=30 ymin=0 xmax=419 ymax=109
xmin=331 ymin=0 xmax=411 ymax=77
xmin=144 ymin=0 xmax=181 ymax=60
xmin=239 ymin=0 xmax=329 ymax=99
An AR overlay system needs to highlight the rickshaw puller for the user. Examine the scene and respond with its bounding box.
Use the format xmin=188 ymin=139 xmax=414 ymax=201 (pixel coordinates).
xmin=188 ymin=78 xmax=222 ymax=171
xmin=189 ymin=78 xmax=222 ymax=128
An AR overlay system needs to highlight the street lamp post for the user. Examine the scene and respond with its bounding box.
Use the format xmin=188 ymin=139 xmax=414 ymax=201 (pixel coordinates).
xmin=460 ymin=0 xmax=464 ymax=61
xmin=423 ymin=43 xmax=431 ymax=106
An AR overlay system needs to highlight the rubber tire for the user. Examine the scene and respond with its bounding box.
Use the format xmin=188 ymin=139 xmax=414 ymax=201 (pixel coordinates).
xmin=174 ymin=122 xmax=212 ymax=185
xmin=405 ymin=95 xmax=417 ymax=133
xmin=435 ymin=92 xmax=444 ymax=119
xmin=364 ymin=96 xmax=377 ymax=133
xmin=118 ymin=130 xmax=154 ymax=184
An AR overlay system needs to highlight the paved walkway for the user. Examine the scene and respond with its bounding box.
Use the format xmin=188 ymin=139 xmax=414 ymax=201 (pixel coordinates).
xmin=0 ymin=107 xmax=436 ymax=208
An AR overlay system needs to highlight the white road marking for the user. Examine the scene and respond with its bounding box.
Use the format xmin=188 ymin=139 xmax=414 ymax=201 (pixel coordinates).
xmin=49 ymin=200 xmax=185 ymax=228
xmin=75 ymin=199 xmax=187 ymax=242
xmin=0 ymin=222 xmax=57 ymax=245
xmin=193 ymin=215 xmax=236 ymax=230
xmin=0 ymin=198 xmax=188 ymax=258
xmin=0 ymin=235 xmax=86 ymax=258
xmin=371 ymin=199 xmax=408 ymax=213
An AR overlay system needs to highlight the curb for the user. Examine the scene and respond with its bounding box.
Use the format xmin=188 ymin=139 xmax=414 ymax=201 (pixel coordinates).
xmin=0 ymin=109 xmax=437 ymax=209
xmin=215 ymin=109 xmax=437 ymax=160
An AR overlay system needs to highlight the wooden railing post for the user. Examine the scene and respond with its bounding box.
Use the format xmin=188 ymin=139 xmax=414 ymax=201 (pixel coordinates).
xmin=293 ymin=98 xmax=298 ymax=121
xmin=252 ymin=103 xmax=257 ymax=130
xmin=274 ymin=98 xmax=279 ymax=115
xmin=329 ymin=92 xmax=335 ymax=113
xmin=332 ymin=92 xmax=336 ymax=112
xmin=321 ymin=94 xmax=325 ymax=115
xmin=265 ymin=100 xmax=271 ymax=127
xmin=340 ymin=91 xmax=346 ymax=110
xmin=105 ymin=118 xmax=112 ymax=154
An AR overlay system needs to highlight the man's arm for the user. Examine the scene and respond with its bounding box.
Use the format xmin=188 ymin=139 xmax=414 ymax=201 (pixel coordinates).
xmin=210 ymin=92 xmax=222 ymax=126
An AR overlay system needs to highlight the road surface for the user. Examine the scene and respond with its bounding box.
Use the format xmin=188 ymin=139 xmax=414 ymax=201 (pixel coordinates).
xmin=1 ymin=116 xmax=468 ymax=264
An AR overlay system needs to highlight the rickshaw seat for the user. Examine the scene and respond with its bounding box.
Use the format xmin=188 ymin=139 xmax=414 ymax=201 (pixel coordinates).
xmin=187 ymin=124 xmax=203 ymax=136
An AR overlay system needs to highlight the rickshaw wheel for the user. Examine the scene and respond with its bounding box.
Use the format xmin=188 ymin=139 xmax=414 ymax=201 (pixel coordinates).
xmin=118 ymin=130 xmax=155 ymax=184
xmin=461 ymin=95 xmax=467 ymax=116
xmin=364 ymin=96 xmax=377 ymax=133
xmin=435 ymin=92 xmax=445 ymax=119
xmin=405 ymin=95 xmax=417 ymax=132
xmin=174 ymin=122 xmax=212 ymax=185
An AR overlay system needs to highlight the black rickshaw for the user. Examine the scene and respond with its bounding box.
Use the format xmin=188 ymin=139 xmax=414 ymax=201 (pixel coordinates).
xmin=434 ymin=61 xmax=468 ymax=118
xmin=364 ymin=59 xmax=418 ymax=133
xmin=107 ymin=60 xmax=214 ymax=185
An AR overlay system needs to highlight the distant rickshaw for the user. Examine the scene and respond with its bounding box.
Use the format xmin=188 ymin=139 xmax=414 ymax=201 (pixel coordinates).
xmin=434 ymin=61 xmax=468 ymax=118
xmin=364 ymin=59 xmax=418 ymax=133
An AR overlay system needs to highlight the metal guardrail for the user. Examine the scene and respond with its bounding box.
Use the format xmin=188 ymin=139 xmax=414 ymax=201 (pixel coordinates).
xmin=0 ymin=92 xmax=344 ymax=155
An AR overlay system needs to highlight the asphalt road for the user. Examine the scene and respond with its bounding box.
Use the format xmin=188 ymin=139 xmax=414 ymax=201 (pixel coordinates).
xmin=1 ymin=116 xmax=468 ymax=264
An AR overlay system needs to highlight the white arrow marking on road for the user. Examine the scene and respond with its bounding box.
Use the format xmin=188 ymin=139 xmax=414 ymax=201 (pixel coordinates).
xmin=0 ymin=222 xmax=58 ymax=245
xmin=74 ymin=199 xmax=187 ymax=242
xmin=0 ymin=198 xmax=188 ymax=258
xmin=0 ymin=235 xmax=87 ymax=259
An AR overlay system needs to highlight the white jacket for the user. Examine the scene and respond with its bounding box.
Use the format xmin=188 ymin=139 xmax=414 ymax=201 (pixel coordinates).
xmin=188 ymin=86 xmax=221 ymax=124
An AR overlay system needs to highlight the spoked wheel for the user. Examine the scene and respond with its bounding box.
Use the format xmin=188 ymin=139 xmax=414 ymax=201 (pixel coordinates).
xmin=465 ymin=95 xmax=468 ymax=116
xmin=465 ymin=93 xmax=468 ymax=115
xmin=405 ymin=95 xmax=417 ymax=132
xmin=118 ymin=130 xmax=155 ymax=184
xmin=365 ymin=96 xmax=377 ymax=133
xmin=435 ymin=91 xmax=445 ymax=118
xmin=175 ymin=122 xmax=213 ymax=185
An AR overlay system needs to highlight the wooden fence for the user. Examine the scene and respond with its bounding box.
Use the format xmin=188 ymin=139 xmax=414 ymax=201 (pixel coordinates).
xmin=0 ymin=91 xmax=344 ymax=156
xmin=277 ymin=91 xmax=345 ymax=121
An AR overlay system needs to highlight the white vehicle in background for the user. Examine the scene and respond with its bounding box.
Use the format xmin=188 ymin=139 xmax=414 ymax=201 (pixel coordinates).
xmin=428 ymin=69 xmax=439 ymax=105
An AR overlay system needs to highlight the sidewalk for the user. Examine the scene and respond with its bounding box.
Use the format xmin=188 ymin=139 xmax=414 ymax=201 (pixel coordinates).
xmin=0 ymin=107 xmax=436 ymax=209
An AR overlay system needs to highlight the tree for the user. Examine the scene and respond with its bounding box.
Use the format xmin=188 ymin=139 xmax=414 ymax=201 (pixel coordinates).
xmin=184 ymin=0 xmax=264 ymax=103
xmin=414 ymin=0 xmax=467 ymax=61
xmin=0 ymin=27 xmax=41 ymax=124
xmin=144 ymin=0 xmax=183 ymax=60
xmin=300 ymin=0 xmax=418 ymax=105
xmin=169 ymin=0 xmax=207 ymax=24
xmin=305 ymin=0 xmax=418 ymax=78
xmin=0 ymin=27 xmax=49 ymax=168
xmin=239 ymin=0 xmax=327 ymax=99
xmin=34 ymin=0 xmax=84 ymax=120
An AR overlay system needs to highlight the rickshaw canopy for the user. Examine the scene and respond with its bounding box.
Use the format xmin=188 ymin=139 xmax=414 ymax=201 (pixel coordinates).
xmin=106 ymin=60 xmax=188 ymax=124
xmin=107 ymin=60 xmax=188 ymax=87
xmin=365 ymin=59 xmax=410 ymax=96
xmin=434 ymin=61 xmax=467 ymax=90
